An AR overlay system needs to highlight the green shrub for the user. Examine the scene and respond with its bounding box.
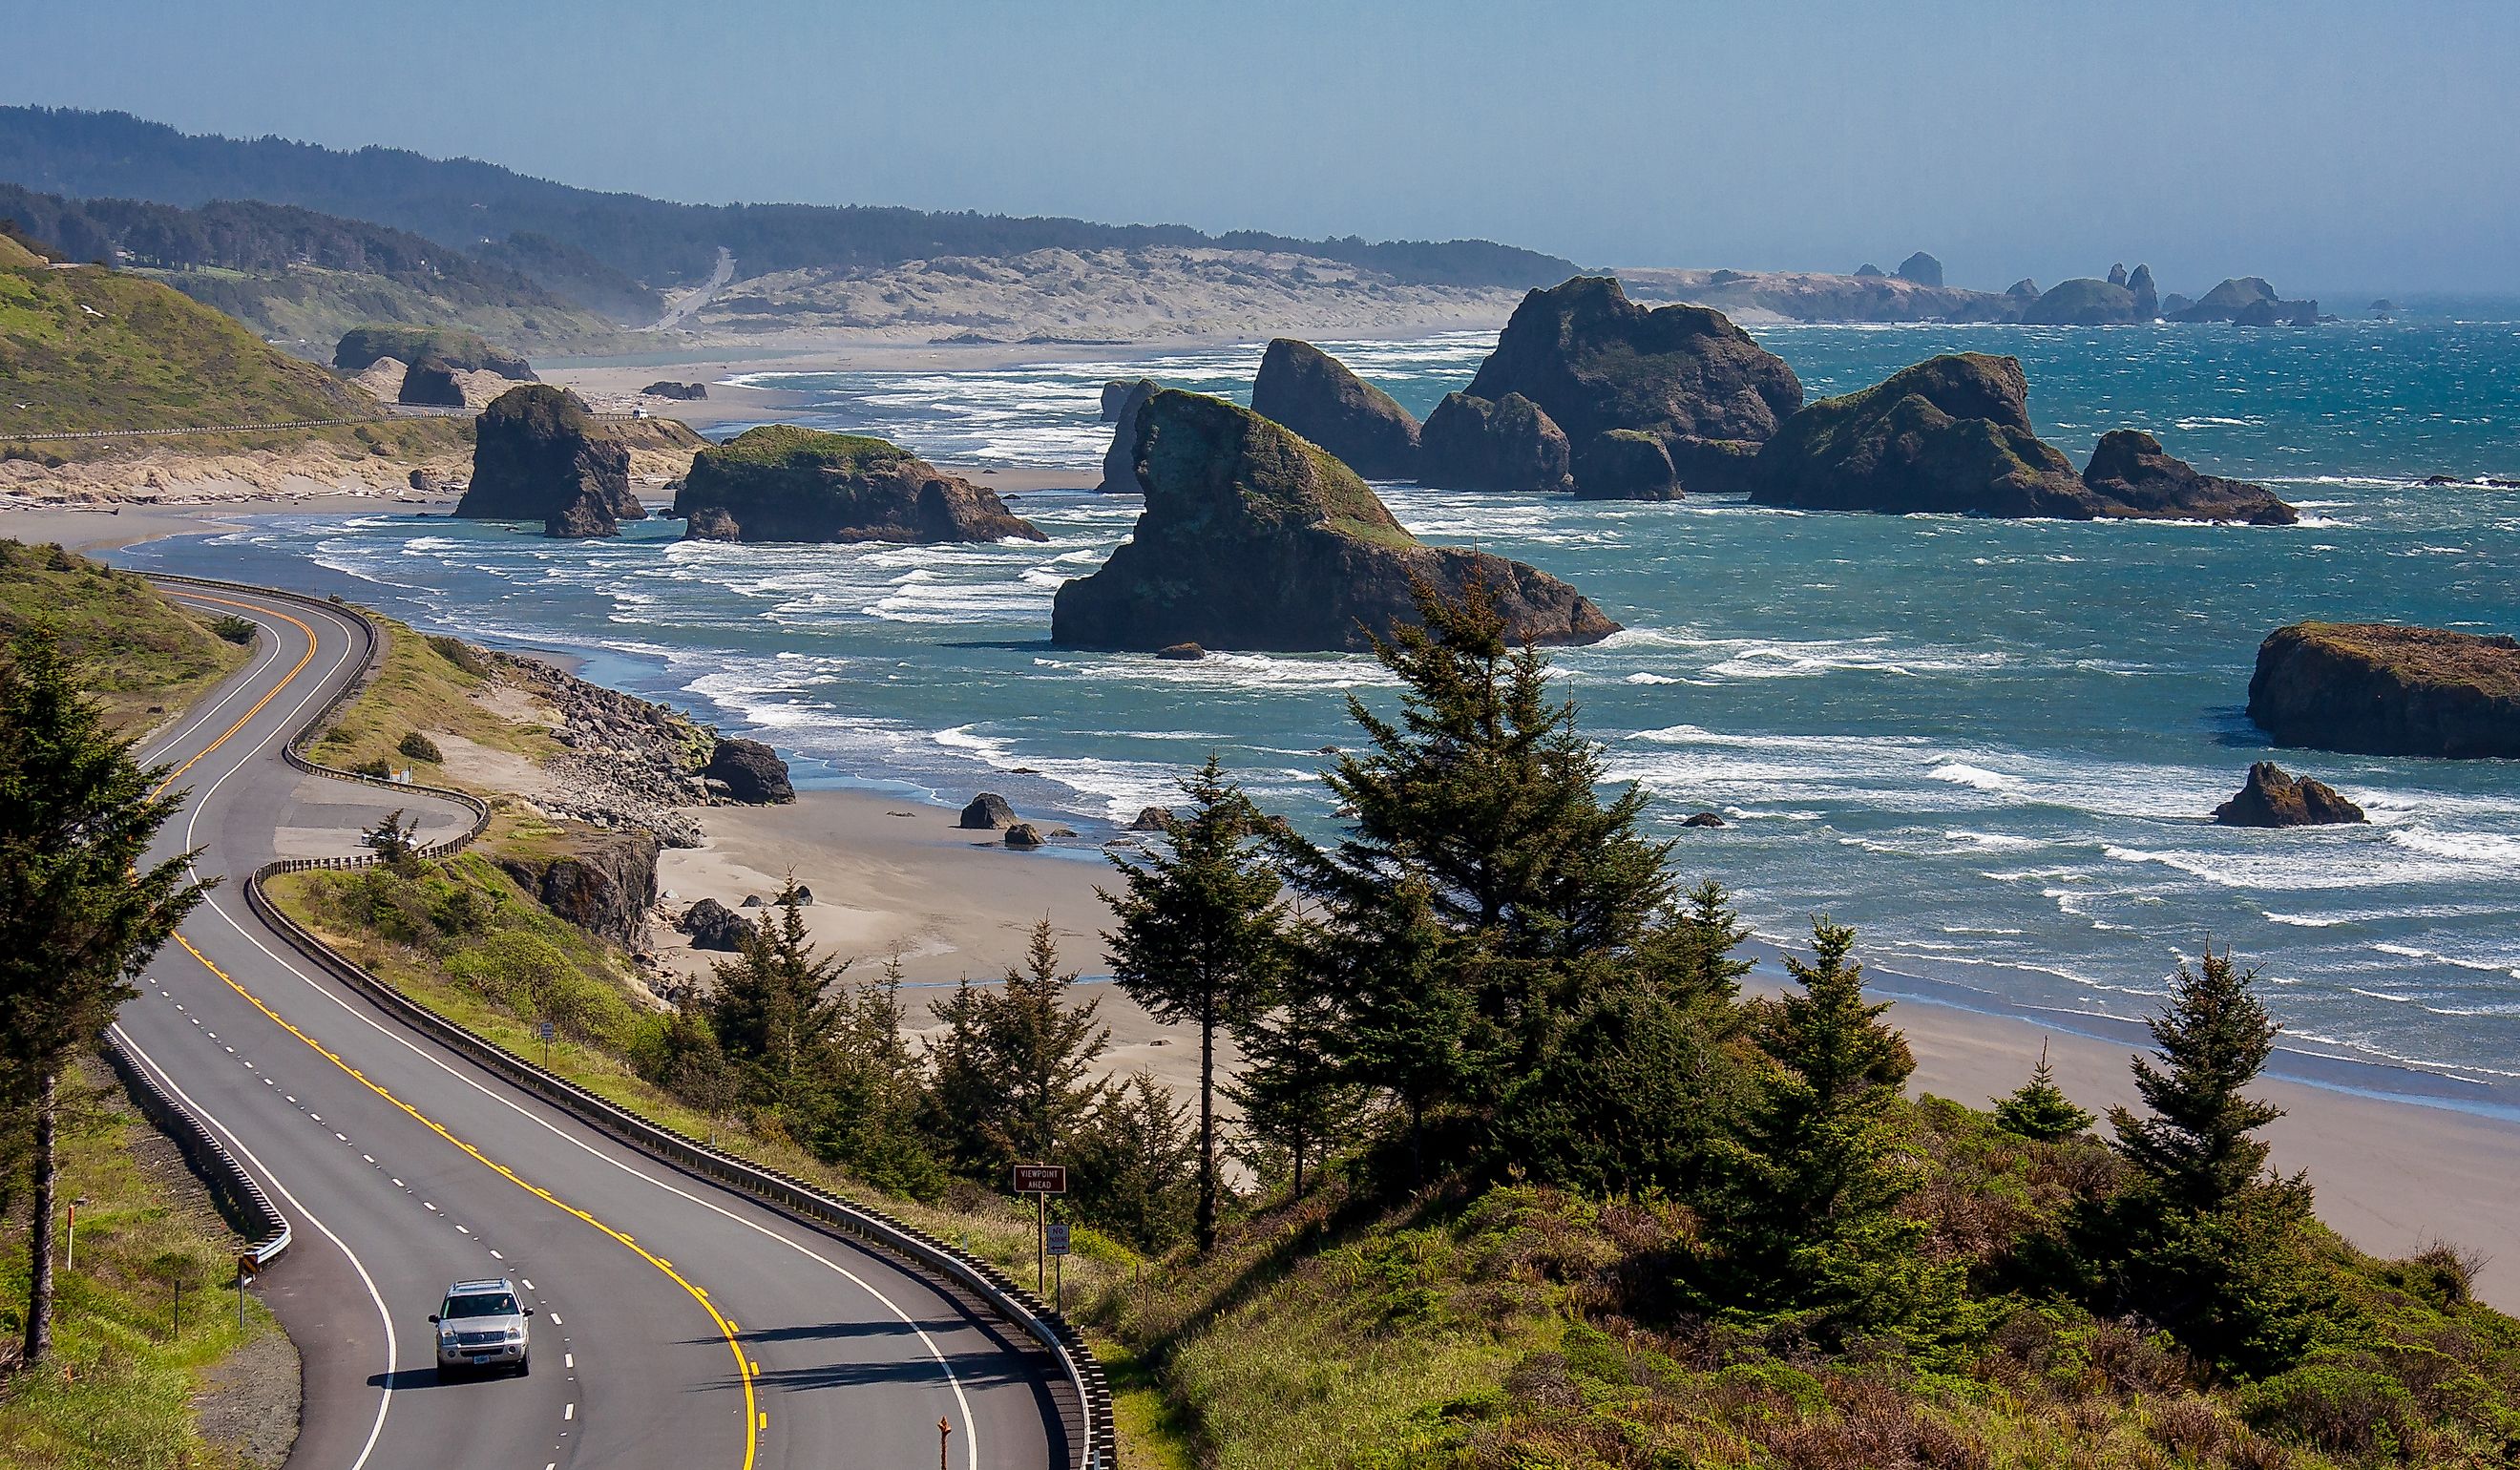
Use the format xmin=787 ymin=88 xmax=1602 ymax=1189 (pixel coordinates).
xmin=398 ymin=729 xmax=444 ymax=763
xmin=347 ymin=756 xmax=392 ymax=778
xmin=424 ymin=634 xmax=491 ymax=677
xmin=2241 ymin=1355 xmax=2419 ymax=1455
xmin=211 ymin=614 xmax=258 ymax=645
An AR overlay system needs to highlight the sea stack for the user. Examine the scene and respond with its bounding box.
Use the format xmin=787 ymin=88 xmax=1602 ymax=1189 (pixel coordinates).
xmin=2079 ymin=430 xmax=2297 ymax=524
xmin=1450 ymin=276 xmax=1802 ymax=497
xmin=2247 ymin=622 xmax=2520 ymax=758
xmin=673 ymin=426 xmax=1045 ymax=544
xmin=2213 ymin=762 xmax=2366 ymax=828
xmin=1053 ymin=389 xmax=1617 ymax=652
xmin=1100 ymin=378 xmax=1157 ymax=491
xmin=1418 ymin=391 xmax=1573 ymax=494
xmin=1250 ymin=339 xmax=1420 ymax=479
xmin=455 ymin=385 xmax=643 ymax=537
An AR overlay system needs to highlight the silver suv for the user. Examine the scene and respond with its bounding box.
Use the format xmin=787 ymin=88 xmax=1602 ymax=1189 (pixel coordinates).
xmin=430 ymin=1277 xmax=534 ymax=1376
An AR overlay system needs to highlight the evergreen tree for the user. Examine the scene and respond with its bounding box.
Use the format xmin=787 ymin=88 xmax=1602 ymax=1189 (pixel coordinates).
xmin=702 ymin=878 xmax=847 ymax=1119
xmin=1638 ymin=878 xmax=1758 ymax=1009
xmin=1501 ymin=979 xmax=1748 ymax=1198
xmin=0 ymin=631 xmax=208 ymax=1366
xmin=1692 ymin=918 xmax=1957 ymax=1343
xmin=1073 ymin=1071 xmax=1198 ymax=1252
xmin=1993 ymin=1040 xmax=2095 ymax=1142
xmin=925 ymin=921 xmax=1110 ymax=1183
xmin=1102 ymin=755 xmax=1284 ymax=1250
xmin=1310 ymin=878 xmax=1482 ymax=1186
xmin=2110 ymin=948 xmax=2290 ymax=1213
xmin=811 ymin=957 xmax=943 ymax=1197
xmin=1225 ymin=968 xmax=1363 ymax=1202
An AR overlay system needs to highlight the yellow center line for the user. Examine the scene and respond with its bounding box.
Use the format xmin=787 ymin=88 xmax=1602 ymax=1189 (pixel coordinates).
xmin=150 ymin=586 xmax=757 ymax=1466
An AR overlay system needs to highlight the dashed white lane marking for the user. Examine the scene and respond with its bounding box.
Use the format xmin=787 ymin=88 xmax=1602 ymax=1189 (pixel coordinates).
xmin=334 ymin=1132 xmax=347 ymax=1142
xmin=522 ymin=1279 xmax=535 ymax=1291
xmin=563 ymin=1353 xmax=573 ymax=1369
xmin=489 ymin=1250 xmax=502 ymax=1260
xmin=361 ymin=1154 xmax=372 ymax=1163
xmin=563 ymin=1403 xmax=575 ymax=1421
xmin=548 ymin=1313 xmax=561 ymax=1326
xmin=390 ymin=1178 xmax=404 ymax=1188
xmin=424 ymin=1202 xmax=437 ymax=1211
xmin=455 ymin=1226 xmax=471 ymax=1235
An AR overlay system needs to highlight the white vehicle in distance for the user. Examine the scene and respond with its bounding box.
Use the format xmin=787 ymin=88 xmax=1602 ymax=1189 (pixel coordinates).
xmin=430 ymin=1277 xmax=534 ymax=1376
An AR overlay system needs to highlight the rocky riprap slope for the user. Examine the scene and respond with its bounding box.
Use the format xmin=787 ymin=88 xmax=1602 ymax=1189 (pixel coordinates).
xmin=454 ymin=385 xmax=646 ymax=538
xmin=1444 ymin=276 xmax=1803 ymax=496
xmin=1746 ymin=354 xmax=2298 ymax=522
xmin=1053 ymin=388 xmax=1616 ymax=652
xmin=2248 ymin=622 xmax=2520 ymax=759
xmin=675 ymin=426 xmax=1045 ymax=543
xmin=1250 ymin=339 xmax=1421 ymax=479
xmin=2212 ymin=762 xmax=2366 ymax=827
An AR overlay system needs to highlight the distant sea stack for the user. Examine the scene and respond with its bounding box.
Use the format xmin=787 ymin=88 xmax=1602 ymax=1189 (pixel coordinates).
xmin=2023 ymin=277 xmax=2145 ymax=326
xmin=1418 ymin=391 xmax=1572 ymax=494
xmin=455 ymin=385 xmax=643 ymax=538
xmin=1895 ymin=252 xmax=1944 ymax=287
xmin=1449 ymin=276 xmax=1803 ymax=497
xmin=2247 ymin=622 xmax=2520 ymax=759
xmin=1100 ymin=378 xmax=1157 ymax=491
xmin=335 ymin=325 xmax=534 ymax=381
xmin=1052 ymin=389 xmax=1617 ymax=652
xmin=1745 ymin=354 xmax=2298 ymax=522
xmin=2169 ymin=278 xmax=2319 ymax=326
xmin=2213 ymin=762 xmax=2366 ymax=828
xmin=1250 ymin=339 xmax=1420 ymax=479
xmin=674 ymin=425 xmax=1045 ymax=544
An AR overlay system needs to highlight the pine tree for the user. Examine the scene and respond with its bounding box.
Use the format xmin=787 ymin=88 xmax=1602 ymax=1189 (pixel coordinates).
xmin=925 ymin=921 xmax=1110 ymax=1183
xmin=1073 ymin=1071 xmax=1198 ymax=1252
xmin=0 ymin=631 xmax=209 ymax=1366
xmin=1102 ymin=755 xmax=1284 ymax=1250
xmin=2109 ymin=948 xmax=2290 ymax=1212
xmin=1310 ymin=878 xmax=1481 ymax=1186
xmin=812 ymin=956 xmax=942 ymax=1196
xmin=1640 ymin=879 xmax=1758 ymax=1008
xmin=1994 ymin=1040 xmax=2095 ymax=1142
xmin=1224 ymin=971 xmax=1363 ymax=1202
xmin=702 ymin=878 xmax=848 ymax=1118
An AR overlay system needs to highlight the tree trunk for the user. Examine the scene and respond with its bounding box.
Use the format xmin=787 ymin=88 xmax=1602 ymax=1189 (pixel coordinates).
xmin=1292 ymin=1139 xmax=1307 ymax=1202
xmin=1195 ymin=998 xmax=1216 ymax=1252
xmin=24 ymin=1069 xmax=58 ymax=1368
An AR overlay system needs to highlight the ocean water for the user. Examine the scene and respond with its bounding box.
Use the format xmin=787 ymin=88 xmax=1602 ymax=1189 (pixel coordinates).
xmin=113 ymin=321 xmax=2520 ymax=1090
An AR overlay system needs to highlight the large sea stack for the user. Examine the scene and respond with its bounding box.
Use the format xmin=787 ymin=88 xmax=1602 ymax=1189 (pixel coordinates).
xmin=455 ymin=385 xmax=643 ymax=538
xmin=1418 ymin=391 xmax=1572 ymax=494
xmin=1746 ymin=354 xmax=2299 ymax=521
xmin=1453 ymin=275 xmax=1803 ymax=497
xmin=2247 ymin=622 xmax=2520 ymax=758
xmin=1053 ymin=389 xmax=1617 ymax=652
xmin=674 ymin=426 xmax=1045 ymax=544
xmin=1250 ymin=339 xmax=1420 ymax=479
xmin=1100 ymin=378 xmax=1157 ymax=492
xmin=2170 ymin=278 xmax=2319 ymax=326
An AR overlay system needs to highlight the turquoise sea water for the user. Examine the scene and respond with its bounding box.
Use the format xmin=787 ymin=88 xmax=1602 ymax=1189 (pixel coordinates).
xmin=113 ymin=321 xmax=2520 ymax=1090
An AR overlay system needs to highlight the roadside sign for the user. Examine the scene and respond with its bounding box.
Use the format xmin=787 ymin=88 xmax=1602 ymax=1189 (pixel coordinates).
xmin=537 ymin=1020 xmax=556 ymax=1041
xmin=1012 ymin=1164 xmax=1066 ymax=1196
xmin=1045 ymin=1221 xmax=1070 ymax=1256
xmin=235 ymin=1252 xmax=259 ymax=1282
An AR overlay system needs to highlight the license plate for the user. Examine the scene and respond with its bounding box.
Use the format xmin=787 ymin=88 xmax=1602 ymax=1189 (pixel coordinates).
xmin=472 ymin=1354 xmax=494 ymax=1365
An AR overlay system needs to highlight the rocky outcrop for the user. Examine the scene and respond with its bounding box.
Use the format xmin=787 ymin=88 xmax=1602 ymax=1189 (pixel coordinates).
xmin=1855 ymin=263 xmax=1887 ymax=279
xmin=1126 ymin=807 xmax=1173 ymax=831
xmin=2170 ymin=278 xmax=2319 ymax=326
xmin=1458 ymin=276 xmax=1802 ymax=496
xmin=399 ymin=356 xmax=470 ymax=408
xmin=1897 ymin=252 xmax=1944 ymax=287
xmin=1747 ymin=355 xmax=2299 ymax=522
xmin=2247 ymin=622 xmax=2520 ymax=759
xmin=2213 ymin=762 xmax=2366 ymax=827
xmin=641 ymin=381 xmax=708 ymax=400
xmin=960 ymin=792 xmax=1018 ymax=829
xmin=1100 ymin=378 xmax=1157 ymax=490
xmin=673 ymin=426 xmax=1045 ymax=544
xmin=1682 ymin=810 xmax=1727 ymax=828
xmin=703 ymin=737 xmax=793 ymax=804
xmin=2127 ymin=264 xmax=2159 ymax=318
xmin=681 ymin=897 xmax=752 ymax=952
xmin=1054 ymin=389 xmax=1618 ymax=652
xmin=1250 ymin=339 xmax=1420 ymax=479
xmin=1418 ymin=391 xmax=1572 ymax=493
xmin=2005 ymin=279 xmax=2040 ymax=300
xmin=1156 ymin=642 xmax=1205 ymax=661
xmin=497 ymin=827 xmax=661 ymax=949
xmin=456 ymin=385 xmax=644 ymax=536
xmin=1004 ymin=823 xmax=1044 ymax=850
xmin=2023 ymin=278 xmax=2143 ymax=326
xmin=2079 ymin=430 xmax=2297 ymax=524
xmin=335 ymin=326 xmax=534 ymax=380
xmin=1571 ymin=429 xmax=1679 ymax=501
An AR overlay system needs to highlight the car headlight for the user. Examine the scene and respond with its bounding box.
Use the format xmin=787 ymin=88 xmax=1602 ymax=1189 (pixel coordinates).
xmin=505 ymin=1328 xmax=523 ymax=1341
xmin=440 ymin=1329 xmax=456 ymax=1341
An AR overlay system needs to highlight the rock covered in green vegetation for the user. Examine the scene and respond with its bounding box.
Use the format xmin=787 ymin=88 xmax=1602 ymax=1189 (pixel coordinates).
xmin=2170 ymin=277 xmax=2320 ymax=326
xmin=2248 ymin=621 xmax=2520 ymax=758
xmin=1571 ymin=428 xmax=1679 ymax=501
xmin=335 ymin=324 xmax=534 ymax=379
xmin=1250 ymin=338 xmax=1420 ymax=478
xmin=396 ymin=355 xmax=469 ymax=407
xmin=672 ymin=425 xmax=1045 ymax=544
xmin=2023 ymin=277 xmax=2143 ymax=325
xmin=1100 ymin=378 xmax=1157 ymax=491
xmin=1417 ymin=391 xmax=1573 ymax=493
xmin=1053 ymin=389 xmax=1617 ymax=651
xmin=2213 ymin=761 xmax=2367 ymax=827
xmin=455 ymin=385 xmax=642 ymax=537
xmin=495 ymin=825 xmax=661 ymax=948
xmin=1460 ymin=276 xmax=1803 ymax=496
xmin=2080 ymin=430 xmax=2298 ymax=524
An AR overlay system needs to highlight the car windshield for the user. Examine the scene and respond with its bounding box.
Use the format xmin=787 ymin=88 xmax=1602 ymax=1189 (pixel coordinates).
xmin=443 ymin=1292 xmax=516 ymax=1318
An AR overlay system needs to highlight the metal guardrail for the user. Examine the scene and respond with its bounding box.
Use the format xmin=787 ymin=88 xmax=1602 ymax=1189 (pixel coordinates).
xmin=4 ymin=417 xmax=384 ymax=443
xmin=142 ymin=572 xmax=1112 ymax=1467
xmin=102 ymin=1031 xmax=292 ymax=1268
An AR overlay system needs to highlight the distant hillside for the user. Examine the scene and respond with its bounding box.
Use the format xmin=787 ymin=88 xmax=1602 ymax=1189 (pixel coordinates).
xmin=0 ymin=106 xmax=1579 ymax=293
xmin=0 ymin=183 xmax=634 ymax=354
xmin=0 ymin=250 xmax=374 ymax=435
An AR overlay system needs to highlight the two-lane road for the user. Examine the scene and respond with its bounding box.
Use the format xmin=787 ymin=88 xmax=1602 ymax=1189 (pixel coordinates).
xmin=116 ymin=580 xmax=1072 ymax=1470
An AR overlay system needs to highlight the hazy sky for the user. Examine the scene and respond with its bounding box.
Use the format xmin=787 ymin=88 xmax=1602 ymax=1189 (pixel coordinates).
xmin=5 ymin=0 xmax=2514 ymax=296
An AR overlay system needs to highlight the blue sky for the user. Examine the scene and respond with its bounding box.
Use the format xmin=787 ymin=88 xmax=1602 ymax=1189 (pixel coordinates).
xmin=5 ymin=0 xmax=2514 ymax=296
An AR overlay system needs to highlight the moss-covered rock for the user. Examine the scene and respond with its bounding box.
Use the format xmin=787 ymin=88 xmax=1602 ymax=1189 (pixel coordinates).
xmin=2080 ymin=430 xmax=2297 ymax=524
xmin=2248 ymin=622 xmax=2520 ymax=758
xmin=1053 ymin=389 xmax=1616 ymax=651
xmin=1418 ymin=391 xmax=1573 ymax=494
xmin=2023 ymin=278 xmax=2143 ymax=326
xmin=672 ymin=425 xmax=1045 ymax=544
xmin=1571 ymin=429 xmax=1678 ymax=501
xmin=1250 ymin=339 xmax=1419 ymax=479
xmin=1745 ymin=354 xmax=2093 ymax=516
xmin=455 ymin=384 xmax=642 ymax=537
xmin=335 ymin=324 xmax=534 ymax=379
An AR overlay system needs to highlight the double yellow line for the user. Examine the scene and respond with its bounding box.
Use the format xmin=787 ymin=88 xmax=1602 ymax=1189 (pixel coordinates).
xmin=155 ymin=588 xmax=759 ymax=1466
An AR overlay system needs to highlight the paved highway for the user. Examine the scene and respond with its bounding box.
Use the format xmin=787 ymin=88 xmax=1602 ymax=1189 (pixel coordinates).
xmin=114 ymin=580 xmax=1074 ymax=1470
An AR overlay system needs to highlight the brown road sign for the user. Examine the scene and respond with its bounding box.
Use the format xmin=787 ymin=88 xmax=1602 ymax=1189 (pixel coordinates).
xmin=1012 ymin=1164 xmax=1067 ymax=1195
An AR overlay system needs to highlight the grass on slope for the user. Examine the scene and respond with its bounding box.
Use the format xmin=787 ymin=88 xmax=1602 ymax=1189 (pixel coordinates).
xmin=154 ymin=266 xmax=632 ymax=360
xmin=304 ymin=618 xmax=560 ymax=777
xmin=0 ymin=1055 xmax=294 ymax=1469
xmin=0 ymin=261 xmax=371 ymax=437
xmin=0 ymin=538 xmax=250 ymax=728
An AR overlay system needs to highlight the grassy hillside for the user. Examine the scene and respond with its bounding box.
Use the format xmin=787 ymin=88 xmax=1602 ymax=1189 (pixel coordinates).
xmin=0 ymin=255 xmax=370 ymax=436
xmin=0 ymin=539 xmax=250 ymax=727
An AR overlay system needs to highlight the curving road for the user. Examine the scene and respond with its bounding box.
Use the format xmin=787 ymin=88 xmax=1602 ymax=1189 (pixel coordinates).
xmin=115 ymin=580 xmax=1074 ymax=1470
